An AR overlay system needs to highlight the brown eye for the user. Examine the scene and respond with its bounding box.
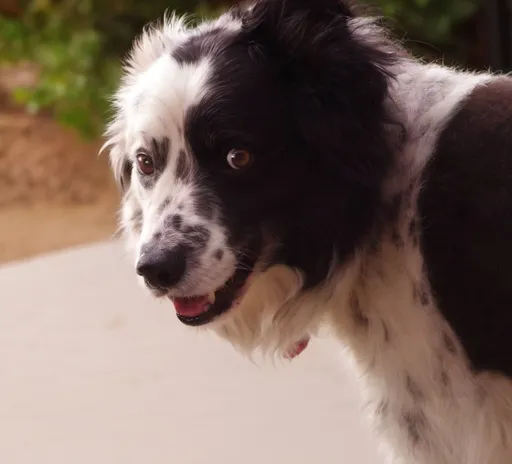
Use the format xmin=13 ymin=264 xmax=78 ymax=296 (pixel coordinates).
xmin=136 ymin=152 xmax=154 ymax=175
xmin=227 ymin=149 xmax=252 ymax=170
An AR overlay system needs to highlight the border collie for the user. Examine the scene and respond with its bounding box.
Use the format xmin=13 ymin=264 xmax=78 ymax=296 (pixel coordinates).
xmin=103 ymin=0 xmax=512 ymax=462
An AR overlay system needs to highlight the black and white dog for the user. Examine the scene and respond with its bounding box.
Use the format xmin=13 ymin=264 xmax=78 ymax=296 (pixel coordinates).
xmin=104 ymin=0 xmax=512 ymax=462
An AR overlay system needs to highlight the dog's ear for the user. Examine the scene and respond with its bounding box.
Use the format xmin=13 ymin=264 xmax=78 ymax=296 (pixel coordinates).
xmin=242 ymin=0 xmax=396 ymax=189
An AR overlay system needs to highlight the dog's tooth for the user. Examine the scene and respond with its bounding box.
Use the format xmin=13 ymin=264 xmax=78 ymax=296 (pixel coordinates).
xmin=208 ymin=292 xmax=216 ymax=303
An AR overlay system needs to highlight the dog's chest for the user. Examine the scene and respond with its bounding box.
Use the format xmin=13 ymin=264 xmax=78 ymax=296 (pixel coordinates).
xmin=335 ymin=228 xmax=512 ymax=464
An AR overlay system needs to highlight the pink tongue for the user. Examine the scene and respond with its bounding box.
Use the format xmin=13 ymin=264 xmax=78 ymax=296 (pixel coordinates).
xmin=172 ymin=296 xmax=210 ymax=317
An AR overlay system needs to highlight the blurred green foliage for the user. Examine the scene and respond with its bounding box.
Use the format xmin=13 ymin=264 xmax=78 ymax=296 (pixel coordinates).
xmin=369 ymin=0 xmax=479 ymax=62
xmin=0 ymin=12 xmax=119 ymax=137
xmin=0 ymin=0 xmax=223 ymax=137
xmin=0 ymin=0 xmax=481 ymax=138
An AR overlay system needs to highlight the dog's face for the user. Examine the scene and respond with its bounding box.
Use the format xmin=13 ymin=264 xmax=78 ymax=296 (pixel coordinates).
xmin=105 ymin=0 xmax=396 ymax=355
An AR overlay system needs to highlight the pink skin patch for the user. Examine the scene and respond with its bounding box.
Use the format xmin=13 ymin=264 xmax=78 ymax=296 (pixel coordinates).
xmin=285 ymin=338 xmax=310 ymax=360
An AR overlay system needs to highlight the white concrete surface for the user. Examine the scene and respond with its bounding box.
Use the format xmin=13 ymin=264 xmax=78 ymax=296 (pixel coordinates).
xmin=0 ymin=241 xmax=380 ymax=464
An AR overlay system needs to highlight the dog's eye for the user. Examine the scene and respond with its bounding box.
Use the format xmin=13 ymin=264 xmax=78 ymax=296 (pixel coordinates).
xmin=227 ymin=149 xmax=252 ymax=170
xmin=136 ymin=152 xmax=155 ymax=175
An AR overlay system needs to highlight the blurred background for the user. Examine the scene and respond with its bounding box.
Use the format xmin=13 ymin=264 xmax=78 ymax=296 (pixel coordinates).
xmin=0 ymin=0 xmax=509 ymax=264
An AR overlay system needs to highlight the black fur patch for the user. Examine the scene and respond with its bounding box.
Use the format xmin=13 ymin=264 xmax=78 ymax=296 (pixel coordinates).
xmin=413 ymin=280 xmax=430 ymax=306
xmin=376 ymin=400 xmax=389 ymax=417
xmin=402 ymin=410 xmax=427 ymax=446
xmin=171 ymin=215 xmax=183 ymax=231
xmin=440 ymin=369 xmax=450 ymax=388
xmin=158 ymin=197 xmax=171 ymax=215
xmin=130 ymin=209 xmax=143 ymax=234
xmin=184 ymin=225 xmax=211 ymax=248
xmin=405 ymin=374 xmax=424 ymax=400
xmin=391 ymin=229 xmax=405 ymax=249
xmin=120 ymin=159 xmax=133 ymax=191
xmin=419 ymin=77 xmax=512 ymax=377
xmin=173 ymin=0 xmax=398 ymax=290
xmin=151 ymin=136 xmax=170 ymax=169
xmin=173 ymin=28 xmax=229 ymax=65
xmin=378 ymin=193 xmax=404 ymax=249
xmin=442 ymin=331 xmax=457 ymax=355
xmin=383 ymin=194 xmax=402 ymax=224
xmin=215 ymin=249 xmax=224 ymax=261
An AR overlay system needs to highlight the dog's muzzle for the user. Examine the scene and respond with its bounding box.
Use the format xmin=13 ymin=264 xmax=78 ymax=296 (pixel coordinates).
xmin=136 ymin=241 xmax=254 ymax=327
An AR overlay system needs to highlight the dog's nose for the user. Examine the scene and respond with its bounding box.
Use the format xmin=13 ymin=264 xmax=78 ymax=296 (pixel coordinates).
xmin=136 ymin=245 xmax=187 ymax=289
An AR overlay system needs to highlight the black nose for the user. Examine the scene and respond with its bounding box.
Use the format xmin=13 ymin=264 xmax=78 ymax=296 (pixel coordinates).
xmin=136 ymin=245 xmax=187 ymax=289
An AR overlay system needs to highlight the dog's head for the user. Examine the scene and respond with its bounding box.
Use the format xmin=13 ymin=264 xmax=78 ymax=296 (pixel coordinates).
xmin=105 ymin=0 xmax=397 ymax=356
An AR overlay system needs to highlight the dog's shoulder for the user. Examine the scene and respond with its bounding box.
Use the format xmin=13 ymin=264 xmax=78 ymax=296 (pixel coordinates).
xmin=418 ymin=75 xmax=512 ymax=378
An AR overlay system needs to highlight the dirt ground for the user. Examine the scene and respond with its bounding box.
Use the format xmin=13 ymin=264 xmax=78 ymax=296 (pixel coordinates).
xmin=0 ymin=65 xmax=120 ymax=264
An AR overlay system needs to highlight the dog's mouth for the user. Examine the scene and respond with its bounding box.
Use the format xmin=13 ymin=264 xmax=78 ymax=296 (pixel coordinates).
xmin=169 ymin=258 xmax=311 ymax=359
xmin=170 ymin=265 xmax=252 ymax=327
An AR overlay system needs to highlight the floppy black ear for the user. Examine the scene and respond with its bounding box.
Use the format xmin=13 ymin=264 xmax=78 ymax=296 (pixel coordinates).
xmin=242 ymin=0 xmax=396 ymax=189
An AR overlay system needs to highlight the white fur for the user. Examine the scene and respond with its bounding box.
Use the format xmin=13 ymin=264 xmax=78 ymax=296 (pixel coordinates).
xmin=105 ymin=18 xmax=241 ymax=297
xmin=104 ymin=10 xmax=512 ymax=464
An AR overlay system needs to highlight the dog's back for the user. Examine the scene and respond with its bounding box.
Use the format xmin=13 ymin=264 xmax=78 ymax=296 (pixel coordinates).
xmin=420 ymin=76 xmax=512 ymax=378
